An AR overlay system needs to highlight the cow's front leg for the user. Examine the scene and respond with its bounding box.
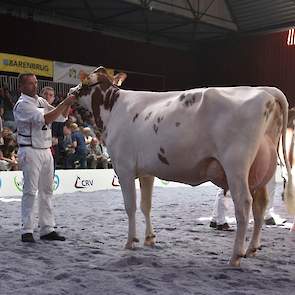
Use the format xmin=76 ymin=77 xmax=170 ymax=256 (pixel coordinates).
xmin=119 ymin=175 xmax=138 ymax=249
xmin=139 ymin=176 xmax=155 ymax=246
xmin=228 ymin=177 xmax=252 ymax=267
xmin=246 ymin=186 xmax=267 ymax=257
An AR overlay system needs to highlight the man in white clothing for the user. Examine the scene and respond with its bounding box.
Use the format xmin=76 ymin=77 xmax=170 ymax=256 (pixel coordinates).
xmin=210 ymin=171 xmax=285 ymax=230
xmin=14 ymin=73 xmax=75 ymax=243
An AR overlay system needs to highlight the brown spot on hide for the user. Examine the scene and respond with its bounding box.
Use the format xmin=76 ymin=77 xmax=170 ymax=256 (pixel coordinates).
xmin=77 ymin=86 xmax=92 ymax=98
xmin=133 ymin=113 xmax=139 ymax=122
xmin=175 ymin=122 xmax=181 ymax=127
xmin=104 ymin=88 xmax=112 ymax=109
xmin=153 ymin=124 xmax=158 ymax=134
xmin=160 ymin=147 xmax=165 ymax=154
xmin=158 ymin=153 xmax=169 ymax=165
xmin=184 ymin=95 xmax=196 ymax=107
xmin=99 ymin=74 xmax=113 ymax=92
xmin=179 ymin=93 xmax=186 ymax=101
xmin=109 ymin=90 xmax=119 ymax=111
xmin=145 ymin=112 xmax=152 ymax=120
xmin=91 ymin=87 xmax=104 ymax=131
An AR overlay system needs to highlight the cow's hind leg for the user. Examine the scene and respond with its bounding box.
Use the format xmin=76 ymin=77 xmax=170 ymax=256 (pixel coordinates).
xmin=246 ymin=186 xmax=268 ymax=257
xmin=139 ymin=176 xmax=155 ymax=246
xmin=119 ymin=175 xmax=139 ymax=249
xmin=226 ymin=173 xmax=252 ymax=267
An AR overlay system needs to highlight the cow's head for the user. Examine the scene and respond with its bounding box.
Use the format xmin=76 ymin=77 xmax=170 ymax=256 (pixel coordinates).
xmin=69 ymin=66 xmax=127 ymax=132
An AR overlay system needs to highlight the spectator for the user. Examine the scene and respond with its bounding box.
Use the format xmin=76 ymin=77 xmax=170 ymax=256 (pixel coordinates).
xmin=1 ymin=134 xmax=18 ymax=170
xmin=0 ymin=84 xmax=17 ymax=131
xmin=87 ymin=137 xmax=108 ymax=169
xmin=69 ymin=123 xmax=87 ymax=169
xmin=62 ymin=125 xmax=75 ymax=169
xmin=40 ymin=86 xmax=70 ymax=169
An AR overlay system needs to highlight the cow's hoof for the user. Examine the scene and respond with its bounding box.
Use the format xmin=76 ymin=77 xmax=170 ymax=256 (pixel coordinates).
xmin=245 ymin=248 xmax=258 ymax=257
xmin=125 ymin=237 xmax=139 ymax=249
xmin=144 ymin=234 xmax=156 ymax=246
xmin=229 ymin=258 xmax=241 ymax=267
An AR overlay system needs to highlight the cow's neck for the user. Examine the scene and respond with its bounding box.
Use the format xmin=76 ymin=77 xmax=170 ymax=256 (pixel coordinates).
xmin=90 ymin=83 xmax=120 ymax=135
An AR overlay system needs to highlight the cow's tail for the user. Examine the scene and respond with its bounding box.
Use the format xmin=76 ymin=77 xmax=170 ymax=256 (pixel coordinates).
xmin=276 ymin=90 xmax=295 ymax=215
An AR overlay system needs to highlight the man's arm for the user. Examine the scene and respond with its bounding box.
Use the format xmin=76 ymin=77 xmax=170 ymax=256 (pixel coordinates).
xmin=44 ymin=95 xmax=75 ymax=125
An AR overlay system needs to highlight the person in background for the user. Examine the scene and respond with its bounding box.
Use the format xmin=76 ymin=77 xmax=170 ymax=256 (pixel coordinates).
xmin=69 ymin=123 xmax=87 ymax=169
xmin=62 ymin=124 xmax=75 ymax=169
xmin=0 ymin=84 xmax=17 ymax=132
xmin=210 ymin=171 xmax=285 ymax=230
xmin=40 ymin=86 xmax=70 ymax=169
xmin=87 ymin=137 xmax=108 ymax=169
xmin=13 ymin=73 xmax=75 ymax=243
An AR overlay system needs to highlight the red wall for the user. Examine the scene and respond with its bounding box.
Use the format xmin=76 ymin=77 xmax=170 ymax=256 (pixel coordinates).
xmin=2 ymin=14 xmax=295 ymax=106
xmin=198 ymin=31 xmax=295 ymax=106
xmin=1 ymin=15 xmax=198 ymax=91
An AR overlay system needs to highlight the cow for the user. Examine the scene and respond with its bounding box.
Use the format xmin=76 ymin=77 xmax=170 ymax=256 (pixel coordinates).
xmin=69 ymin=66 xmax=295 ymax=267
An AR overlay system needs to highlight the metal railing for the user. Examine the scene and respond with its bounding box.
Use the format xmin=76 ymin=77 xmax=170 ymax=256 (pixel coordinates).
xmin=0 ymin=75 xmax=74 ymax=97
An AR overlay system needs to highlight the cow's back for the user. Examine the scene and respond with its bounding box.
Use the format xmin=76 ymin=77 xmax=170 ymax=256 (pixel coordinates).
xmin=106 ymin=87 xmax=280 ymax=185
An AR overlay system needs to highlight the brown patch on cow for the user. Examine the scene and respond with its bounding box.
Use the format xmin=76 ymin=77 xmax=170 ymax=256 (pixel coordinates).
xmin=175 ymin=122 xmax=181 ymax=127
xmin=145 ymin=112 xmax=152 ymax=120
xmin=104 ymin=88 xmax=112 ymax=109
xmin=109 ymin=90 xmax=119 ymax=111
xmin=91 ymin=87 xmax=104 ymax=131
xmin=77 ymin=86 xmax=92 ymax=98
xmin=98 ymin=74 xmax=113 ymax=92
xmin=179 ymin=93 xmax=186 ymax=101
xmin=133 ymin=113 xmax=139 ymax=122
xmin=158 ymin=153 xmax=169 ymax=165
xmin=153 ymin=124 xmax=158 ymax=134
xmin=160 ymin=147 xmax=165 ymax=154
xmin=184 ymin=94 xmax=196 ymax=107
xmin=264 ymin=100 xmax=275 ymax=121
xmin=157 ymin=116 xmax=164 ymax=124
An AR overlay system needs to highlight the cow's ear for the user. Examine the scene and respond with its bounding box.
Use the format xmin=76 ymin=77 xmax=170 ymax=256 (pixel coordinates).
xmin=79 ymin=70 xmax=88 ymax=82
xmin=113 ymin=72 xmax=127 ymax=86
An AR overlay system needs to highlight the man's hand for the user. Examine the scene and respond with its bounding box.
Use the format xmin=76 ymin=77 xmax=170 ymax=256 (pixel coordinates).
xmin=63 ymin=94 xmax=77 ymax=106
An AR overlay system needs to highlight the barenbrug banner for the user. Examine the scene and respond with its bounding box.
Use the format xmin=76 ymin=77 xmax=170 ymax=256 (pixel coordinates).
xmin=53 ymin=61 xmax=114 ymax=85
xmin=0 ymin=53 xmax=53 ymax=77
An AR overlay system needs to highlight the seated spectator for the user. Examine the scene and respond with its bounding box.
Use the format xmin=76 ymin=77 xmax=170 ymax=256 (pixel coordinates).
xmin=97 ymin=135 xmax=112 ymax=168
xmin=87 ymin=137 xmax=108 ymax=169
xmin=69 ymin=123 xmax=87 ymax=169
xmin=0 ymin=84 xmax=17 ymax=132
xmin=62 ymin=125 xmax=75 ymax=169
xmin=83 ymin=127 xmax=93 ymax=148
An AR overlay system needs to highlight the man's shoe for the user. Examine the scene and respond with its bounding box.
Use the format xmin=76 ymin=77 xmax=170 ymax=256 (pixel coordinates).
xmin=216 ymin=223 xmax=230 ymax=231
xmin=265 ymin=217 xmax=276 ymax=225
xmin=40 ymin=231 xmax=66 ymax=241
xmin=21 ymin=233 xmax=35 ymax=243
xmin=209 ymin=221 xmax=217 ymax=228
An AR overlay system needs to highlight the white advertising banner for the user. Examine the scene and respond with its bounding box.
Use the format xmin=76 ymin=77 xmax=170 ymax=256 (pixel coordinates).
xmin=53 ymin=61 xmax=114 ymax=85
xmin=0 ymin=169 xmax=191 ymax=198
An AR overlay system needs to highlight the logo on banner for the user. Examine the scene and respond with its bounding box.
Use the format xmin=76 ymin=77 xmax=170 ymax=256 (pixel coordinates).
xmin=14 ymin=175 xmax=24 ymax=192
xmin=13 ymin=175 xmax=60 ymax=192
xmin=74 ymin=176 xmax=94 ymax=188
xmin=53 ymin=175 xmax=60 ymax=191
xmin=112 ymin=174 xmax=120 ymax=187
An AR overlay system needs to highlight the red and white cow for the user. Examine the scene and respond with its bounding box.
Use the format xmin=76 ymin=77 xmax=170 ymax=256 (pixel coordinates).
xmin=70 ymin=67 xmax=295 ymax=267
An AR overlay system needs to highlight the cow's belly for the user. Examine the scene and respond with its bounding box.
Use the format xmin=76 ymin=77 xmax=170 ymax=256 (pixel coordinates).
xmin=138 ymin=135 xmax=277 ymax=192
xmin=248 ymin=135 xmax=277 ymax=191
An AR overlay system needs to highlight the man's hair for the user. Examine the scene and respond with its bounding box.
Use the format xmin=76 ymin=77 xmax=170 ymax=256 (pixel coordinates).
xmin=40 ymin=86 xmax=54 ymax=97
xmin=17 ymin=73 xmax=35 ymax=86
